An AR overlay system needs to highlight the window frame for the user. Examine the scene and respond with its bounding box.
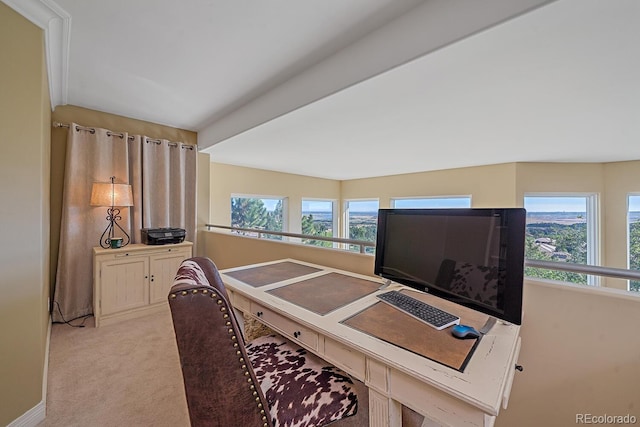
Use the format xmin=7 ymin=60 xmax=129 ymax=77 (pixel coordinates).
xmin=524 ymin=192 xmax=600 ymax=286
xmin=343 ymin=198 xmax=379 ymax=253
xmin=627 ymin=193 xmax=640 ymax=292
xmin=301 ymin=198 xmax=338 ymax=248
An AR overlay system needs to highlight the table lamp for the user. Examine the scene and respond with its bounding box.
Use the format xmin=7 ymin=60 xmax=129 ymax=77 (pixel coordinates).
xmin=90 ymin=176 xmax=134 ymax=249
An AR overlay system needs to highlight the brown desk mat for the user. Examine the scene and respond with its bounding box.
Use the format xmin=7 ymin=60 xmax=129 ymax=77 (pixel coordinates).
xmin=267 ymin=272 xmax=381 ymax=315
xmin=225 ymin=261 xmax=322 ymax=287
xmin=341 ymin=289 xmax=489 ymax=371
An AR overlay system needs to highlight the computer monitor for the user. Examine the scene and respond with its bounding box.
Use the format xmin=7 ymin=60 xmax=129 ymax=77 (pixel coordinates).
xmin=374 ymin=208 xmax=526 ymax=325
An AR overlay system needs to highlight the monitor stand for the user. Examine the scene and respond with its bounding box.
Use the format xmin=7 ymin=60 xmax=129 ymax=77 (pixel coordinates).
xmin=378 ymin=278 xmax=392 ymax=290
xmin=479 ymin=316 xmax=497 ymax=334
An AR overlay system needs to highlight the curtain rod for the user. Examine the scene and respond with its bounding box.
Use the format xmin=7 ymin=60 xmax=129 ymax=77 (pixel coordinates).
xmin=52 ymin=121 xmax=195 ymax=150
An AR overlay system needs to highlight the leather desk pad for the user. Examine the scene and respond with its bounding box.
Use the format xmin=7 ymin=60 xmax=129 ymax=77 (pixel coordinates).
xmin=267 ymin=272 xmax=380 ymax=315
xmin=224 ymin=261 xmax=321 ymax=287
xmin=342 ymin=289 xmax=489 ymax=371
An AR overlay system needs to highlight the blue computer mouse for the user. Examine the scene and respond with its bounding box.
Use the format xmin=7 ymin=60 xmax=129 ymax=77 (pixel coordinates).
xmin=451 ymin=324 xmax=480 ymax=339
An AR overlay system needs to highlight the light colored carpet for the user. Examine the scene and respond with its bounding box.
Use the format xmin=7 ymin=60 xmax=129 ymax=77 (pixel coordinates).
xmin=39 ymin=307 xmax=371 ymax=427
xmin=38 ymin=308 xmax=189 ymax=426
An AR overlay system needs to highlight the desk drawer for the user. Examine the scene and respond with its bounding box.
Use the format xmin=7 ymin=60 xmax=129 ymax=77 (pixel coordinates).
xmin=389 ymin=368 xmax=486 ymax=427
xmin=251 ymin=303 xmax=318 ymax=351
xmin=324 ymin=338 xmax=366 ymax=381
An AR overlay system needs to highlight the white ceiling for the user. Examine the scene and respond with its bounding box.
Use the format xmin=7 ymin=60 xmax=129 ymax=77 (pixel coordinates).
xmin=7 ymin=0 xmax=640 ymax=180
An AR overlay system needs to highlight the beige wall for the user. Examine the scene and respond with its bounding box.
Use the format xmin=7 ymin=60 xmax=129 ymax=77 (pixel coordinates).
xmin=342 ymin=162 xmax=518 ymax=209
xmin=210 ymin=162 xmax=340 ymax=233
xmin=204 ymin=230 xmax=374 ymax=276
xmin=0 ymin=4 xmax=50 ymax=425
xmin=197 ymin=152 xmax=211 ymax=256
xmin=603 ymin=161 xmax=640 ymax=289
xmin=499 ymin=279 xmax=640 ymax=427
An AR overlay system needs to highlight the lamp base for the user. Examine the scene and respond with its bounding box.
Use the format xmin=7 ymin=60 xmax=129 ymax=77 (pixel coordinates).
xmin=99 ymin=207 xmax=131 ymax=249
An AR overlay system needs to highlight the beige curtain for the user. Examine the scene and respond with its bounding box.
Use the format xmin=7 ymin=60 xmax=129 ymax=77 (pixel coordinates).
xmin=53 ymin=124 xmax=131 ymax=322
xmin=53 ymin=126 xmax=196 ymax=323
xmin=131 ymin=136 xmax=197 ymax=243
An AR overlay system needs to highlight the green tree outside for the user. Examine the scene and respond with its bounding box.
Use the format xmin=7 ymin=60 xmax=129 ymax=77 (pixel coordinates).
xmin=231 ymin=197 xmax=283 ymax=240
xmin=525 ymin=222 xmax=588 ymax=284
xmin=301 ymin=213 xmax=333 ymax=247
xmin=231 ymin=197 xmax=267 ymax=230
xmin=629 ymin=220 xmax=640 ymax=291
xmin=349 ymin=224 xmax=377 ymax=254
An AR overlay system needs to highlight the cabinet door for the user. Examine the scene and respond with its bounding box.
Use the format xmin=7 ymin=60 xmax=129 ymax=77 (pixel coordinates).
xmin=99 ymin=257 xmax=149 ymax=315
xmin=149 ymin=250 xmax=191 ymax=304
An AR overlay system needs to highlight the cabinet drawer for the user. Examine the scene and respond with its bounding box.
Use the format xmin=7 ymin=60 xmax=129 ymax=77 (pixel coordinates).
xmin=251 ymin=303 xmax=318 ymax=351
xmin=324 ymin=338 xmax=366 ymax=380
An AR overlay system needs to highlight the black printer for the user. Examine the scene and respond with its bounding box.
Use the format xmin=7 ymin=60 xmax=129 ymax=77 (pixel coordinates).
xmin=141 ymin=228 xmax=186 ymax=245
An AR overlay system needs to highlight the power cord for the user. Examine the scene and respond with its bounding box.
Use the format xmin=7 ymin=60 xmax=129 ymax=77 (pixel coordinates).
xmin=52 ymin=300 xmax=92 ymax=328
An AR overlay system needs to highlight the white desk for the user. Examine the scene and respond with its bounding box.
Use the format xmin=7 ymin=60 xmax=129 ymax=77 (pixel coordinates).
xmin=221 ymin=259 xmax=521 ymax=427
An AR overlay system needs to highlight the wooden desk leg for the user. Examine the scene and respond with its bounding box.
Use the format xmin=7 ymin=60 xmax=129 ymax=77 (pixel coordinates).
xmin=484 ymin=414 xmax=496 ymax=427
xmin=233 ymin=307 xmax=245 ymax=340
xmin=369 ymin=390 xmax=404 ymax=427
xmin=369 ymin=389 xmax=390 ymax=427
xmin=389 ymin=399 xmax=402 ymax=427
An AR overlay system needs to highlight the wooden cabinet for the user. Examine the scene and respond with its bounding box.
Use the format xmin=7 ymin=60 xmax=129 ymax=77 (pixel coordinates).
xmin=93 ymin=242 xmax=192 ymax=327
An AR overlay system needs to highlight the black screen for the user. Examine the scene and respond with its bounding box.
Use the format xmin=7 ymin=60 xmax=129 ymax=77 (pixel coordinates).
xmin=374 ymin=208 xmax=526 ymax=325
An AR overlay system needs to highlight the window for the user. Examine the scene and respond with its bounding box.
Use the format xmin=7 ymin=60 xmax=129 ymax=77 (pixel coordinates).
xmin=344 ymin=199 xmax=378 ymax=254
xmin=628 ymin=195 xmax=640 ymax=292
xmin=524 ymin=194 xmax=598 ymax=285
xmin=301 ymin=199 xmax=336 ymax=247
xmin=230 ymin=196 xmax=287 ymax=239
xmin=392 ymin=196 xmax=471 ymax=209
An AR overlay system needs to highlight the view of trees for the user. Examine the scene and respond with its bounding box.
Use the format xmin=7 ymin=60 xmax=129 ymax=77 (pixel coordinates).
xmin=525 ymin=222 xmax=588 ymax=284
xmin=301 ymin=213 xmax=333 ymax=248
xmin=525 ymin=219 xmax=640 ymax=291
xmin=230 ymin=197 xmax=640 ymax=292
xmin=231 ymin=197 xmax=283 ymax=239
xmin=348 ymin=219 xmax=377 ymax=254
xmin=630 ymin=220 xmax=640 ymax=291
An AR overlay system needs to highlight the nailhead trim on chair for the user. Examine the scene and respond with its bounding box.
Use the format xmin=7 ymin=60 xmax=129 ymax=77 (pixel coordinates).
xmin=169 ymin=285 xmax=271 ymax=427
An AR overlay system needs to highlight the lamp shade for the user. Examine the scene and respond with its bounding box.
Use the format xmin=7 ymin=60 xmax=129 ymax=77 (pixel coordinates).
xmin=90 ymin=182 xmax=134 ymax=207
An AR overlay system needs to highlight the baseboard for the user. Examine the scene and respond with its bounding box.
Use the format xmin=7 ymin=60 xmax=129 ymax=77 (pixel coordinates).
xmin=6 ymin=400 xmax=46 ymax=427
xmin=8 ymin=315 xmax=51 ymax=427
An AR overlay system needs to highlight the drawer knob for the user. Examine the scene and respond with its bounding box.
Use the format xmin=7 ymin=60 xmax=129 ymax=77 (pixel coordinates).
xmin=293 ymin=331 xmax=301 ymax=338
xmin=256 ymin=311 xmax=263 ymax=317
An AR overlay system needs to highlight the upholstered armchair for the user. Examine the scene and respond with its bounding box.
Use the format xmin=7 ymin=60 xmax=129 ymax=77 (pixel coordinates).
xmin=168 ymin=257 xmax=359 ymax=427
